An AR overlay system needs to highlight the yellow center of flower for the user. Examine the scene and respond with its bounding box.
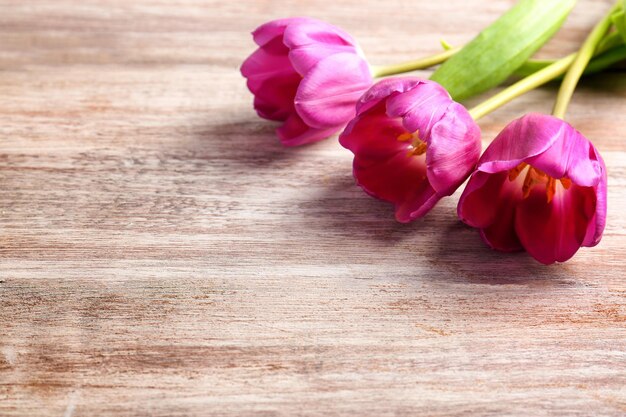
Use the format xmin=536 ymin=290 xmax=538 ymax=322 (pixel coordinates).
xmin=508 ymin=162 xmax=572 ymax=203
xmin=397 ymin=131 xmax=427 ymax=157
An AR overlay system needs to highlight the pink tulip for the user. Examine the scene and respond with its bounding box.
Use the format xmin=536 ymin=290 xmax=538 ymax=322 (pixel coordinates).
xmin=339 ymin=77 xmax=482 ymax=222
xmin=241 ymin=17 xmax=373 ymax=146
xmin=457 ymin=113 xmax=607 ymax=264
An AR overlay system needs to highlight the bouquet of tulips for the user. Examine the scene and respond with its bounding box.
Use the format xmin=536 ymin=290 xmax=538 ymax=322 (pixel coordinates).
xmin=241 ymin=0 xmax=626 ymax=265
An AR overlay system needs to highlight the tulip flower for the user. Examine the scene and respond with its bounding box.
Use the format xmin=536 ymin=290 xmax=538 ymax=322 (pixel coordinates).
xmin=241 ymin=17 xmax=373 ymax=146
xmin=455 ymin=3 xmax=615 ymax=264
xmin=457 ymin=113 xmax=607 ymax=264
xmin=339 ymin=77 xmax=481 ymax=222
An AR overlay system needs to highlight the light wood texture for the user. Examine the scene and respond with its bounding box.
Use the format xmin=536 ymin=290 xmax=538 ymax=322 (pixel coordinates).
xmin=1 ymin=0 xmax=625 ymax=415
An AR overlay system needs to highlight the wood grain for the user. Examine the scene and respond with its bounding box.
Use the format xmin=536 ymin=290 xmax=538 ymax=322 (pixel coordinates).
xmin=0 ymin=0 xmax=625 ymax=415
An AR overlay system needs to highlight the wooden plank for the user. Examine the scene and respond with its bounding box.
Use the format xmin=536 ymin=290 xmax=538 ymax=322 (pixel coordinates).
xmin=0 ymin=0 xmax=624 ymax=415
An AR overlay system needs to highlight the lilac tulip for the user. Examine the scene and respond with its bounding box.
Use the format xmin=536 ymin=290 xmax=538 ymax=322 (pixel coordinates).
xmin=339 ymin=77 xmax=482 ymax=222
xmin=241 ymin=17 xmax=373 ymax=146
xmin=458 ymin=113 xmax=607 ymax=264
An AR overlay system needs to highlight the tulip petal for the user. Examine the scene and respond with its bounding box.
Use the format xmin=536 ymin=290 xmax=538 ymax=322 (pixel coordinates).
xmin=386 ymin=80 xmax=451 ymax=139
xmin=353 ymin=150 xmax=436 ymax=223
xmin=339 ymin=102 xmax=407 ymax=159
xmin=251 ymin=18 xmax=303 ymax=46
xmin=248 ymin=72 xmax=301 ymax=121
xmin=355 ymin=77 xmax=422 ymax=115
xmin=478 ymin=113 xmax=604 ymax=189
xmin=241 ymin=37 xmax=291 ymax=81
xmin=459 ymin=171 xmax=523 ymax=251
xmin=458 ymin=171 xmax=508 ymax=228
xmin=515 ymin=184 xmax=597 ymax=264
xmin=480 ymin=198 xmax=523 ymax=253
xmin=283 ymin=19 xmax=360 ymax=75
xmin=583 ymin=148 xmax=607 ymax=247
xmin=526 ymin=121 xmax=603 ymax=187
xmin=396 ymin=183 xmax=440 ymax=223
xmin=478 ymin=113 xmax=564 ymax=174
xmin=277 ymin=112 xmax=338 ymax=147
xmin=241 ymin=36 xmax=300 ymax=120
xmin=295 ymin=52 xmax=373 ymax=129
xmin=426 ymin=103 xmax=481 ymax=194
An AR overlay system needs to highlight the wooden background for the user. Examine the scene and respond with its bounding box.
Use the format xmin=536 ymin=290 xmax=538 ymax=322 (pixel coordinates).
xmin=1 ymin=0 xmax=625 ymax=415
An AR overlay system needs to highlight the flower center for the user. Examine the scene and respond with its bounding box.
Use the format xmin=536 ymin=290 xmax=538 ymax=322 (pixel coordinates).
xmin=397 ymin=131 xmax=427 ymax=157
xmin=508 ymin=162 xmax=572 ymax=203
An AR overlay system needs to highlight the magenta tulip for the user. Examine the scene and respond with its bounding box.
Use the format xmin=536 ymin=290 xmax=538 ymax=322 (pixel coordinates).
xmin=458 ymin=113 xmax=607 ymax=264
xmin=241 ymin=17 xmax=373 ymax=146
xmin=339 ymin=77 xmax=482 ymax=222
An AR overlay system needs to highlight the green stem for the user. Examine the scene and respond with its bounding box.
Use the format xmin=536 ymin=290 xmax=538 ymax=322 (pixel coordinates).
xmin=468 ymin=54 xmax=576 ymax=121
xmin=552 ymin=2 xmax=621 ymax=119
xmin=380 ymin=43 xmax=626 ymax=121
xmin=371 ymin=48 xmax=460 ymax=78
xmin=372 ymin=29 xmax=623 ymax=80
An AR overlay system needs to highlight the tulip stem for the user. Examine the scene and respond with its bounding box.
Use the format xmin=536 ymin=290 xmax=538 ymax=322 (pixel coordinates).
xmin=371 ymin=47 xmax=570 ymax=79
xmin=552 ymin=1 xmax=621 ymax=119
xmin=468 ymin=45 xmax=626 ymax=121
xmin=372 ymin=28 xmax=623 ymax=80
xmin=468 ymin=54 xmax=576 ymax=121
xmin=469 ymin=3 xmax=626 ymax=122
xmin=371 ymin=48 xmax=460 ymax=78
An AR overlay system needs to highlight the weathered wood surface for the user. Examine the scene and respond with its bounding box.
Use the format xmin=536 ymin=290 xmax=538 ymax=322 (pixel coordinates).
xmin=0 ymin=0 xmax=625 ymax=415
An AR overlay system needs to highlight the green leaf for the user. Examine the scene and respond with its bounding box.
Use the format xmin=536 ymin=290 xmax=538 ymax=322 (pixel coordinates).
xmin=430 ymin=0 xmax=576 ymax=101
